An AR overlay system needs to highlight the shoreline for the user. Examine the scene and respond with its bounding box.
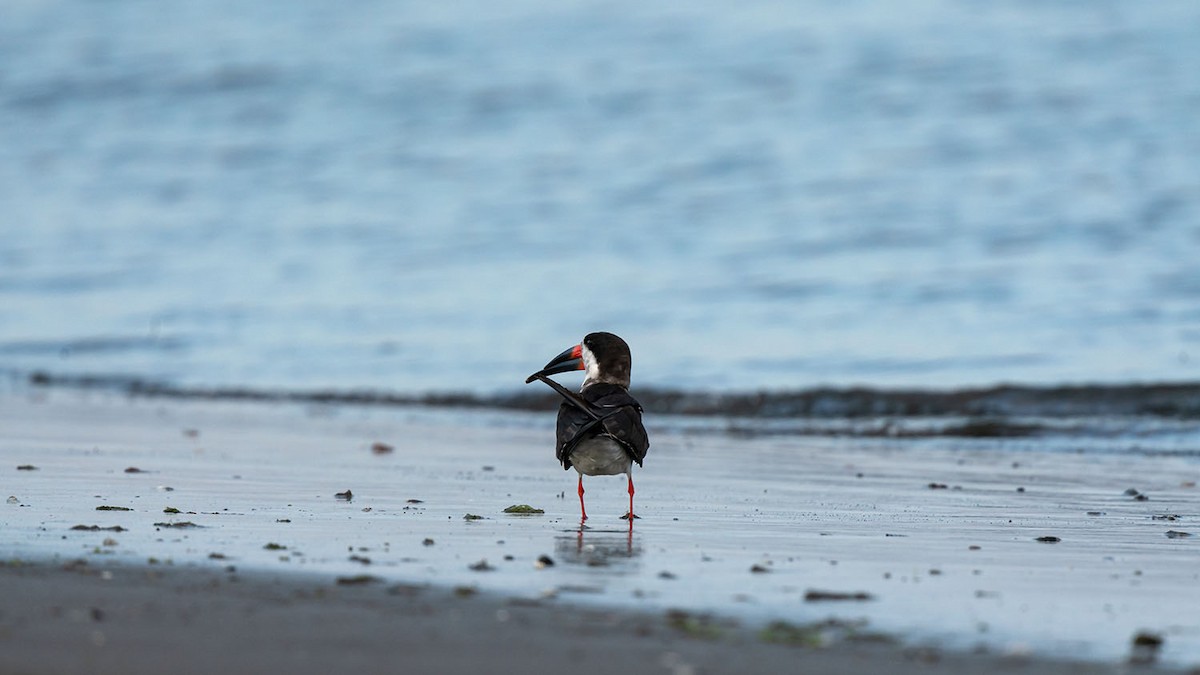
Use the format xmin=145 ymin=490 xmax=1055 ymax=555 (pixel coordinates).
xmin=11 ymin=368 xmax=1200 ymax=420
xmin=3 ymin=391 xmax=1198 ymax=671
xmin=0 ymin=557 xmax=1153 ymax=675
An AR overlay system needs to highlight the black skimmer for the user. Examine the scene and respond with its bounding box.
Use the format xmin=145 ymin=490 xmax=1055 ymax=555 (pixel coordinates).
xmin=525 ymin=332 xmax=649 ymax=522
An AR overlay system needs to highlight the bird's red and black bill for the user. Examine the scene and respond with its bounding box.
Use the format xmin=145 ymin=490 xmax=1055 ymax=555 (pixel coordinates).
xmin=525 ymin=344 xmax=584 ymax=383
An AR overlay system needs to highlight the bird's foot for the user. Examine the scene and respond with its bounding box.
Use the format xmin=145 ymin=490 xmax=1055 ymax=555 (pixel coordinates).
xmin=620 ymin=512 xmax=640 ymax=520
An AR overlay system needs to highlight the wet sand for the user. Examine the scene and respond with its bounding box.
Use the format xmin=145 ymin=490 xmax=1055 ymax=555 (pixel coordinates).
xmin=3 ymin=391 xmax=1198 ymax=672
xmin=0 ymin=560 xmax=1128 ymax=675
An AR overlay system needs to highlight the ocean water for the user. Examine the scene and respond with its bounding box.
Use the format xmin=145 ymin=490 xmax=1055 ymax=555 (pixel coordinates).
xmin=3 ymin=0 xmax=1200 ymax=395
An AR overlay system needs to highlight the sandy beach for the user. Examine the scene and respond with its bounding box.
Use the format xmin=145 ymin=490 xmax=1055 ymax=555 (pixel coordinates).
xmin=3 ymin=390 xmax=1198 ymax=673
xmin=0 ymin=558 xmax=1138 ymax=675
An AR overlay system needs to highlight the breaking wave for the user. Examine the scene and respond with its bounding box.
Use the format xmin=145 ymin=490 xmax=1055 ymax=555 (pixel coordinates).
xmin=13 ymin=370 xmax=1200 ymax=442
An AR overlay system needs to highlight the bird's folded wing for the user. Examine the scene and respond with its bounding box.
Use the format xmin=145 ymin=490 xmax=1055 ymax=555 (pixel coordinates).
xmin=586 ymin=386 xmax=650 ymax=466
xmin=599 ymin=404 xmax=649 ymax=466
xmin=555 ymin=404 xmax=602 ymax=468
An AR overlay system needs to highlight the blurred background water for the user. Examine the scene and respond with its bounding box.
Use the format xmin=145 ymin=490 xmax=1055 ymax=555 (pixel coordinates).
xmin=2 ymin=0 xmax=1199 ymax=395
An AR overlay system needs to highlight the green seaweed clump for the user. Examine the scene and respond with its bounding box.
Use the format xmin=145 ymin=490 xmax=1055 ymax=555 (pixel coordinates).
xmin=96 ymin=506 xmax=132 ymax=511
xmin=759 ymin=618 xmax=895 ymax=648
xmin=71 ymin=525 xmax=127 ymax=532
xmin=759 ymin=621 xmax=827 ymax=647
xmin=503 ymin=504 xmax=545 ymax=515
xmin=463 ymin=513 xmax=484 ymax=521
xmin=665 ymin=610 xmax=724 ymax=641
xmin=336 ymin=575 xmax=380 ymax=586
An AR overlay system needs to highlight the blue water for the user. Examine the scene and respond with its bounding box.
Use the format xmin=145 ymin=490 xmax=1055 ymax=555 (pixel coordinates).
xmin=3 ymin=1 xmax=1200 ymax=394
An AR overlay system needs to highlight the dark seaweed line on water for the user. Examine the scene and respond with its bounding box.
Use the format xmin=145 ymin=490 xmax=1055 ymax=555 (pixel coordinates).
xmin=14 ymin=369 xmax=1200 ymax=427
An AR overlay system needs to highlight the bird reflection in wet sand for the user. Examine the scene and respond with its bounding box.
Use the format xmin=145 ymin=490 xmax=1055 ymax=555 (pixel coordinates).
xmin=526 ymin=332 xmax=650 ymax=526
xmin=556 ymin=525 xmax=640 ymax=566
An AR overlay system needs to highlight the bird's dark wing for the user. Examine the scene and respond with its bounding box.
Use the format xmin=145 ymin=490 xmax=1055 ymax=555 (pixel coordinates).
xmin=598 ymin=401 xmax=649 ymax=467
xmin=555 ymin=403 xmax=602 ymax=469
xmin=553 ymin=384 xmax=649 ymax=469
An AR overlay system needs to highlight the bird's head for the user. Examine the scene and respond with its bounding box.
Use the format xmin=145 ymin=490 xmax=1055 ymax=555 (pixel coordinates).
xmin=525 ymin=331 xmax=632 ymax=389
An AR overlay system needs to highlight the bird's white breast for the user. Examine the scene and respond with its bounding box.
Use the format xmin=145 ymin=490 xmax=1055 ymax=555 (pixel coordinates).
xmin=570 ymin=435 xmax=631 ymax=476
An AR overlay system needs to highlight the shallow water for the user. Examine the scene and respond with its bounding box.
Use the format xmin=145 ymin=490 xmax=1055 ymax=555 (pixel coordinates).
xmin=3 ymin=1 xmax=1200 ymax=393
xmin=4 ymin=393 xmax=1198 ymax=665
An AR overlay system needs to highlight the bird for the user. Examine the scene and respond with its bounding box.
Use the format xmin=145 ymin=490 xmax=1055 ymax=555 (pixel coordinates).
xmin=525 ymin=332 xmax=649 ymax=522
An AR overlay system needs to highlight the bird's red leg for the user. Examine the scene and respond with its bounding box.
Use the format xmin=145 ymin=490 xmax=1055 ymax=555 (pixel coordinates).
xmin=622 ymin=473 xmax=637 ymax=521
xmin=577 ymin=475 xmax=587 ymax=521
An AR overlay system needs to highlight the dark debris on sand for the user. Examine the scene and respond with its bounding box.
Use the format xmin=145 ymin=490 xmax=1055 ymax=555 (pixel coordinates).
xmin=336 ymin=575 xmax=381 ymax=586
xmin=804 ymin=590 xmax=874 ymax=602
xmin=1130 ymin=632 xmax=1164 ymax=665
